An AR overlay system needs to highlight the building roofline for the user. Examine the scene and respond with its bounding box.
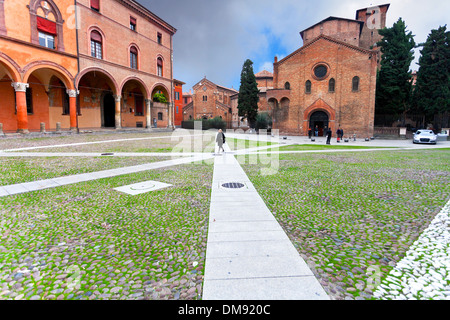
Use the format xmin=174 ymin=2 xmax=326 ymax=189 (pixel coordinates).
xmin=299 ymin=16 xmax=364 ymax=39
xmin=276 ymin=34 xmax=376 ymax=66
xmin=355 ymin=3 xmax=390 ymax=19
xmin=119 ymin=0 xmax=177 ymax=35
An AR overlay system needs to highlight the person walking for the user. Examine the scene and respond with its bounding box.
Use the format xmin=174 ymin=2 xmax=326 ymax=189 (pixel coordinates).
xmin=308 ymin=127 xmax=312 ymax=139
xmin=326 ymin=127 xmax=332 ymax=145
xmin=216 ymin=129 xmax=225 ymax=154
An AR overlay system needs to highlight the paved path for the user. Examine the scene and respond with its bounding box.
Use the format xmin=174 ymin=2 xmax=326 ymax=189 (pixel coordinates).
xmin=202 ymin=152 xmax=329 ymax=300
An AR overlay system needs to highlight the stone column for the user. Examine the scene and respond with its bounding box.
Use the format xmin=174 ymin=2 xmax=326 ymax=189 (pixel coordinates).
xmin=145 ymin=99 xmax=152 ymax=128
xmin=114 ymin=95 xmax=121 ymax=129
xmin=66 ymin=89 xmax=79 ymax=131
xmin=11 ymin=82 xmax=29 ymax=134
xmin=168 ymin=102 xmax=173 ymax=128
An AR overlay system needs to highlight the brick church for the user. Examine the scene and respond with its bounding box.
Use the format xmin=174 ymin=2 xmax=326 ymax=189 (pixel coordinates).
xmin=257 ymin=4 xmax=390 ymax=137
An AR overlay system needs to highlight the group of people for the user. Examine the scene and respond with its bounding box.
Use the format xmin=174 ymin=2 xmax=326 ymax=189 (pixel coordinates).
xmin=308 ymin=126 xmax=345 ymax=145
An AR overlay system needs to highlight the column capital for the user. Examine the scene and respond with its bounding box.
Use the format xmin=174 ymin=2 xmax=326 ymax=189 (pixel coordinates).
xmin=66 ymin=89 xmax=79 ymax=98
xmin=11 ymin=82 xmax=29 ymax=92
xmin=114 ymin=95 xmax=122 ymax=102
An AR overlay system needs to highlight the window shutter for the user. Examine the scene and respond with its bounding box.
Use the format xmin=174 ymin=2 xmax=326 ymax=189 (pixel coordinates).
xmin=91 ymin=0 xmax=100 ymax=10
xmin=37 ymin=16 xmax=57 ymax=35
xmin=90 ymin=30 xmax=102 ymax=42
xmin=130 ymin=17 xmax=137 ymax=25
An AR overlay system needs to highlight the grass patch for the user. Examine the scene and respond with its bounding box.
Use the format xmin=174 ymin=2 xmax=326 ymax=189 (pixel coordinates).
xmin=0 ymin=161 xmax=213 ymax=300
xmin=241 ymin=149 xmax=450 ymax=300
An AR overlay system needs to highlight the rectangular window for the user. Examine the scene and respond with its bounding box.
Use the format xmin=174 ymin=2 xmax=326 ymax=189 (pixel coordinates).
xmin=90 ymin=40 xmax=102 ymax=59
xmin=39 ymin=32 xmax=55 ymax=49
xmin=158 ymin=112 xmax=163 ymax=120
xmin=175 ymin=92 xmax=180 ymax=100
xmin=157 ymin=33 xmax=162 ymax=44
xmin=176 ymin=106 xmax=179 ymax=114
xmin=130 ymin=17 xmax=136 ymax=31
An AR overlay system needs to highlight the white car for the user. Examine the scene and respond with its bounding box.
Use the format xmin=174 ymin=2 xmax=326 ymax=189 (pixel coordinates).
xmin=413 ymin=130 xmax=437 ymax=144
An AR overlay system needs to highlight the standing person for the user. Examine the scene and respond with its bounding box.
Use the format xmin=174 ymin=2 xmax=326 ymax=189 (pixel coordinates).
xmin=340 ymin=127 xmax=344 ymax=140
xmin=315 ymin=125 xmax=319 ymax=137
xmin=308 ymin=127 xmax=312 ymax=139
xmin=216 ymin=129 xmax=225 ymax=154
xmin=326 ymin=127 xmax=332 ymax=145
xmin=336 ymin=127 xmax=341 ymax=142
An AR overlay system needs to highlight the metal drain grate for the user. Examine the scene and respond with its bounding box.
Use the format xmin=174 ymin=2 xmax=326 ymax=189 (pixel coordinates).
xmin=221 ymin=182 xmax=245 ymax=189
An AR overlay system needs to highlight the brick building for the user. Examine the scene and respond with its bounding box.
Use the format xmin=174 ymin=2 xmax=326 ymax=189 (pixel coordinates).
xmin=173 ymin=79 xmax=184 ymax=127
xmin=0 ymin=0 xmax=176 ymax=133
xmin=258 ymin=4 xmax=389 ymax=137
xmin=182 ymin=77 xmax=237 ymax=125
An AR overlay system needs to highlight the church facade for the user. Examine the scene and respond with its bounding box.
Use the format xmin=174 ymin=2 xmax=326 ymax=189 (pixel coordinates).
xmin=257 ymin=4 xmax=389 ymax=137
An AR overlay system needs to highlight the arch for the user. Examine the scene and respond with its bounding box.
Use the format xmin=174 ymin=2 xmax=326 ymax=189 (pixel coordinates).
xmin=150 ymin=82 xmax=171 ymax=102
xmin=23 ymin=61 xmax=74 ymax=90
xmin=303 ymin=99 xmax=335 ymax=121
xmin=120 ymin=76 xmax=150 ymax=99
xmin=75 ymin=67 xmax=119 ymax=95
xmin=28 ymin=0 xmax=65 ymax=51
xmin=0 ymin=53 xmax=21 ymax=82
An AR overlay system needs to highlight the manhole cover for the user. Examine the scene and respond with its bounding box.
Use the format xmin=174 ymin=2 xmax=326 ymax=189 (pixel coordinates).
xmin=221 ymin=182 xmax=245 ymax=189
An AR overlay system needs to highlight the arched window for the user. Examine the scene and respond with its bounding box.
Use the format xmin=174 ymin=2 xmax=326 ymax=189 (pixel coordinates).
xmin=157 ymin=57 xmax=163 ymax=77
xmin=130 ymin=46 xmax=138 ymax=69
xmin=29 ymin=0 xmax=65 ymax=51
xmin=90 ymin=30 xmax=102 ymax=59
xmin=305 ymin=80 xmax=311 ymax=94
xmin=284 ymin=82 xmax=290 ymax=90
xmin=352 ymin=76 xmax=360 ymax=92
xmin=157 ymin=112 xmax=163 ymax=120
xmin=328 ymin=78 xmax=335 ymax=92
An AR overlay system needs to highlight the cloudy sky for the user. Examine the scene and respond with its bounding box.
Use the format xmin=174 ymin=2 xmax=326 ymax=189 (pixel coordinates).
xmin=141 ymin=0 xmax=449 ymax=93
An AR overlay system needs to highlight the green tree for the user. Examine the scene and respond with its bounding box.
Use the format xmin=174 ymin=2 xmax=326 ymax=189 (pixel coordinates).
xmin=237 ymin=59 xmax=259 ymax=128
xmin=375 ymin=18 xmax=416 ymax=124
xmin=413 ymin=25 xmax=450 ymax=128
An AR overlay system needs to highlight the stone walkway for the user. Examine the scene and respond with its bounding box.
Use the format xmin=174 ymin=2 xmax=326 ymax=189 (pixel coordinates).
xmin=202 ymin=152 xmax=329 ymax=300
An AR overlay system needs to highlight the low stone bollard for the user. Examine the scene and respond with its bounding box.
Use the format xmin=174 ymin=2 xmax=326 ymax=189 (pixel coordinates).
xmin=40 ymin=122 xmax=46 ymax=133
xmin=56 ymin=122 xmax=61 ymax=133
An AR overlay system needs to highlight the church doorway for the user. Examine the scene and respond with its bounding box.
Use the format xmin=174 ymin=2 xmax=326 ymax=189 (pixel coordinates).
xmin=103 ymin=93 xmax=116 ymax=127
xmin=310 ymin=111 xmax=329 ymax=136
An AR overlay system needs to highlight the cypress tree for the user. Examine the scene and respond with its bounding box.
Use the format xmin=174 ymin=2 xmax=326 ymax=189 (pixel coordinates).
xmin=237 ymin=59 xmax=259 ymax=128
xmin=413 ymin=25 xmax=450 ymax=129
xmin=375 ymin=18 xmax=416 ymax=124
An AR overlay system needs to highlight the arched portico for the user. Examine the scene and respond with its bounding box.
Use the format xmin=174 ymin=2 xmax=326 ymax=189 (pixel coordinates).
xmin=76 ymin=68 xmax=119 ymax=129
xmin=120 ymin=76 xmax=150 ymax=128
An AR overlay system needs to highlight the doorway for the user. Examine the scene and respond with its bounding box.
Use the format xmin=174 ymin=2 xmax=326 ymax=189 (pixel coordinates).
xmin=103 ymin=93 xmax=115 ymax=127
xmin=310 ymin=111 xmax=329 ymax=137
